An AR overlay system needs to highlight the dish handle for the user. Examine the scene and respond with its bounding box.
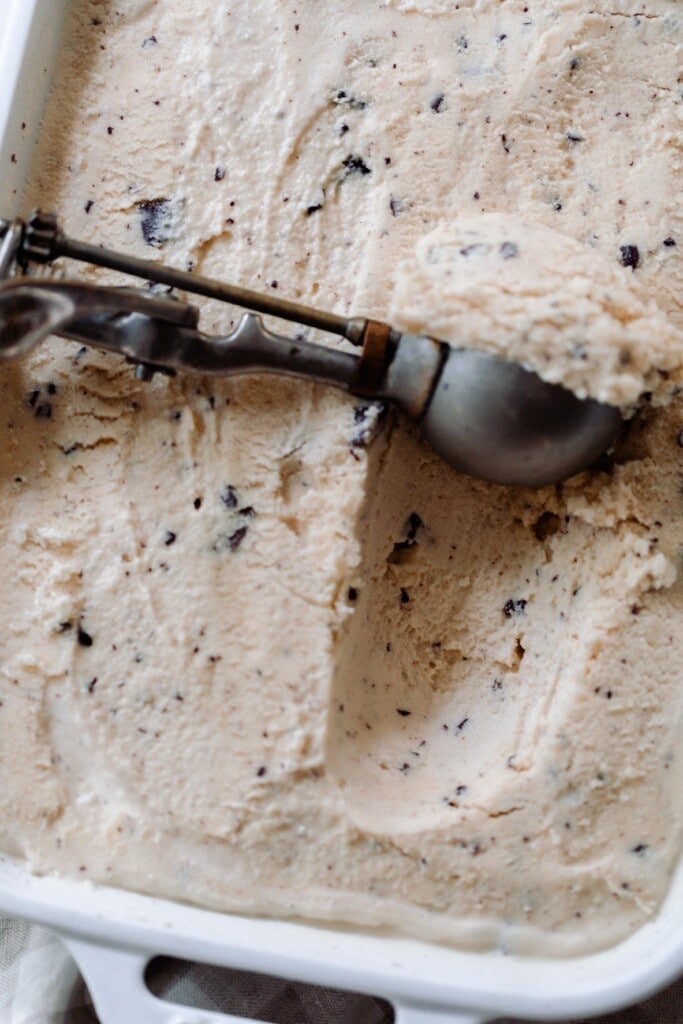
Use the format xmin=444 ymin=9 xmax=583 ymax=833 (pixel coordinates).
xmin=64 ymin=936 xmax=487 ymax=1024
xmin=64 ymin=938 xmax=268 ymax=1024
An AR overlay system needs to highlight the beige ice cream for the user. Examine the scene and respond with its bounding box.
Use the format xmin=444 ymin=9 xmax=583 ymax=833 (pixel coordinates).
xmin=0 ymin=0 xmax=681 ymax=955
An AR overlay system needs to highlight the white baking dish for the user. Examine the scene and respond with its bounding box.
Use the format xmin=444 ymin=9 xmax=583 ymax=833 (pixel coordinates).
xmin=1 ymin=3 xmax=682 ymax=1022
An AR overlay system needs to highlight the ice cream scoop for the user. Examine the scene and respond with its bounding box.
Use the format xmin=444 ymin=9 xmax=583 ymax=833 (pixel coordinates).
xmin=0 ymin=211 xmax=622 ymax=486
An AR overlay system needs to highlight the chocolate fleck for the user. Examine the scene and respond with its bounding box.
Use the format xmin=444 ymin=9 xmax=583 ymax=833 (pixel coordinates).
xmin=503 ymin=598 xmax=527 ymax=617
xmin=500 ymin=241 xmax=518 ymax=259
xmin=619 ymin=244 xmax=640 ymax=271
xmin=227 ymin=526 xmax=248 ymax=551
xmin=77 ymin=627 xmax=94 ymax=648
xmin=342 ymin=154 xmax=371 ymax=176
xmin=137 ymin=198 xmax=175 ymax=248
xmin=220 ymin=484 xmax=238 ymax=509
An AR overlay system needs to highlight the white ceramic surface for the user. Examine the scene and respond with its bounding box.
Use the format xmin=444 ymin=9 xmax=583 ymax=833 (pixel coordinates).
xmin=0 ymin=3 xmax=681 ymax=1022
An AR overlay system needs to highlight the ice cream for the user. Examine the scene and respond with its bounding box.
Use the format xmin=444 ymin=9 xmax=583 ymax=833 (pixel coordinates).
xmin=0 ymin=0 xmax=681 ymax=956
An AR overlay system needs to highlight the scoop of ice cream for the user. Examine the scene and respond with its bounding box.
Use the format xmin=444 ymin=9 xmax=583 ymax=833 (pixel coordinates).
xmin=391 ymin=214 xmax=683 ymax=409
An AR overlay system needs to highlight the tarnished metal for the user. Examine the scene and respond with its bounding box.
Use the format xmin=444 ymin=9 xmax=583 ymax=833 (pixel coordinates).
xmin=18 ymin=210 xmax=369 ymax=346
xmin=19 ymin=210 xmax=62 ymax=265
xmin=419 ymin=347 xmax=623 ymax=487
xmin=0 ymin=279 xmax=359 ymax=389
xmin=0 ymin=219 xmax=24 ymax=280
xmin=0 ymin=209 xmax=624 ymax=487
xmin=351 ymin=319 xmax=397 ymax=398
xmin=378 ymin=332 xmax=446 ymax=420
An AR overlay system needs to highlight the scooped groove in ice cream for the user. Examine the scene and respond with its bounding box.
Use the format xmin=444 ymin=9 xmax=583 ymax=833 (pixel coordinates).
xmin=0 ymin=0 xmax=681 ymax=957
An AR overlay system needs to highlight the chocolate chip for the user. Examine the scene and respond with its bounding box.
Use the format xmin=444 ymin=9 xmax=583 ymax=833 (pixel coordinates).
xmin=532 ymin=512 xmax=561 ymax=541
xmin=619 ymin=244 xmax=640 ymax=271
xmin=227 ymin=526 xmax=247 ymax=551
xmin=663 ymin=237 xmax=676 ymax=247
xmin=503 ymin=598 xmax=527 ymax=617
xmin=430 ymin=93 xmax=446 ymax=113
xmin=84 ymin=200 xmax=94 ymax=213
xmin=342 ymin=154 xmax=371 ymax=176
xmin=220 ymin=485 xmax=238 ymax=509
xmin=137 ymin=198 xmax=175 ymax=248
xmin=214 ymin=166 xmax=226 ymax=182
xmin=164 ymin=531 xmax=176 ymax=546
xmin=193 ymin=497 xmax=202 ymax=509
xmin=333 ymin=90 xmax=367 ymax=110
xmin=406 ymin=512 xmax=422 ymax=541
xmin=347 ymin=587 xmax=358 ymax=601
xmin=77 ymin=627 xmax=93 ymax=648
xmin=396 ymin=708 xmax=412 ymax=717
xmin=400 ymin=587 xmax=410 ymax=604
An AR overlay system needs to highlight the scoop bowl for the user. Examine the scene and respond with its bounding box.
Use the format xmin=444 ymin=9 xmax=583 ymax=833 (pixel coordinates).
xmin=419 ymin=346 xmax=622 ymax=487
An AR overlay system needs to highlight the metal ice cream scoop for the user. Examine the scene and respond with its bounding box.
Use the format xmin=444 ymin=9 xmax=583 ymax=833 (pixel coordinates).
xmin=0 ymin=211 xmax=621 ymax=487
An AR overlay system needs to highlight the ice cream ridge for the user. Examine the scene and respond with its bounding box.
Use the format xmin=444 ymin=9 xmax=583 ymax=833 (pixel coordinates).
xmin=0 ymin=0 xmax=681 ymax=956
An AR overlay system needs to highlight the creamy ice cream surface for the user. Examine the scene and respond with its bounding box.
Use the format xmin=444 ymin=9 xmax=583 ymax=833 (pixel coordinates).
xmin=0 ymin=0 xmax=681 ymax=955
